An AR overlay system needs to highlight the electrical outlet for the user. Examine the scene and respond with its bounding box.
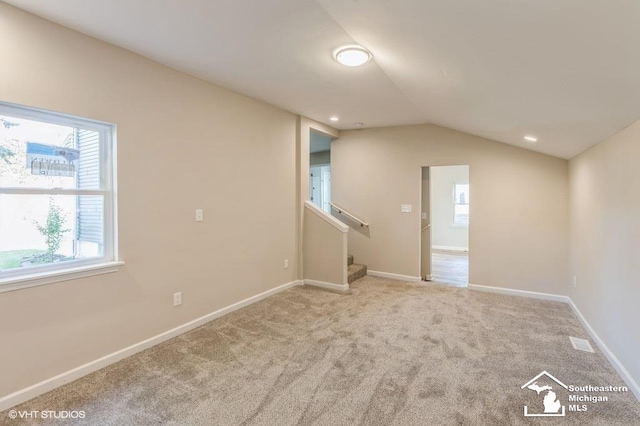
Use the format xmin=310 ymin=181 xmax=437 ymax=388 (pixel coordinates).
xmin=284 ymin=259 xmax=289 ymax=269
xmin=173 ymin=292 xmax=182 ymax=306
xmin=572 ymin=276 xmax=577 ymax=288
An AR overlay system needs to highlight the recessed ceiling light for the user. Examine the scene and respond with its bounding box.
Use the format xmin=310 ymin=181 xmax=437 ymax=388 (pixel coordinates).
xmin=333 ymin=45 xmax=372 ymax=67
xmin=330 ymin=116 xmax=339 ymax=122
xmin=524 ymin=135 xmax=538 ymax=142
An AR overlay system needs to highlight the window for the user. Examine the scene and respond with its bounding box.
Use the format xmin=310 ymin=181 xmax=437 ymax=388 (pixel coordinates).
xmin=0 ymin=102 xmax=118 ymax=289
xmin=453 ymin=183 xmax=469 ymax=226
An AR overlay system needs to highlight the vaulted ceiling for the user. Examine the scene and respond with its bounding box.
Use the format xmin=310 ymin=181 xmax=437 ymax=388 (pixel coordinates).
xmin=5 ymin=0 xmax=640 ymax=158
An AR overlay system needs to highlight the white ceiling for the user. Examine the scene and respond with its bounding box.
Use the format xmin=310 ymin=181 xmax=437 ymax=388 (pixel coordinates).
xmin=5 ymin=0 xmax=640 ymax=159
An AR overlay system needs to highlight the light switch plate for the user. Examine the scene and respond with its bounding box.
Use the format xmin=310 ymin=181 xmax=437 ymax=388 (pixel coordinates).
xmin=401 ymin=204 xmax=412 ymax=213
xmin=195 ymin=209 xmax=204 ymax=222
xmin=421 ymin=212 xmax=427 ymax=219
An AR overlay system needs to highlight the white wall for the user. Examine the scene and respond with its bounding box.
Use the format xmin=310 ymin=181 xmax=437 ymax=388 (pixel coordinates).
xmin=569 ymin=119 xmax=640 ymax=391
xmin=430 ymin=165 xmax=469 ymax=250
xmin=0 ymin=3 xmax=297 ymax=399
xmin=332 ymin=124 xmax=569 ymax=293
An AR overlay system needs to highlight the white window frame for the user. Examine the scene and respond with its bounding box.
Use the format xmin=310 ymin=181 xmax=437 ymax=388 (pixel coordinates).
xmin=0 ymin=102 xmax=122 ymax=293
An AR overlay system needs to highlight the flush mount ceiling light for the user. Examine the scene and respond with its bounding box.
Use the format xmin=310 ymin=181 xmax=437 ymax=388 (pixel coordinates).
xmin=524 ymin=135 xmax=538 ymax=142
xmin=330 ymin=116 xmax=339 ymax=122
xmin=333 ymin=45 xmax=372 ymax=67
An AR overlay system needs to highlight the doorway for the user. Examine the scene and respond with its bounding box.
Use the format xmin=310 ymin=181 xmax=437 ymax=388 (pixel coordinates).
xmin=420 ymin=165 xmax=469 ymax=286
xmin=309 ymin=131 xmax=332 ymax=213
xmin=310 ymin=165 xmax=331 ymax=213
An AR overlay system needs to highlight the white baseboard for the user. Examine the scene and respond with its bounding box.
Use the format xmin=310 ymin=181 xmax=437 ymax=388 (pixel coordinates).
xmin=0 ymin=279 xmax=303 ymax=412
xmin=467 ymin=283 xmax=568 ymax=303
xmin=467 ymin=283 xmax=639 ymax=402
xmin=367 ymin=270 xmax=422 ymax=283
xmin=567 ymin=299 xmax=640 ymax=402
xmin=432 ymin=245 xmax=468 ymax=252
xmin=303 ymin=279 xmax=349 ymax=292
xmin=424 ymin=275 xmax=433 ymax=281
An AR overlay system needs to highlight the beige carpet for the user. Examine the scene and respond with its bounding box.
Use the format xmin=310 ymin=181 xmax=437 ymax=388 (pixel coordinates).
xmin=3 ymin=276 xmax=640 ymax=425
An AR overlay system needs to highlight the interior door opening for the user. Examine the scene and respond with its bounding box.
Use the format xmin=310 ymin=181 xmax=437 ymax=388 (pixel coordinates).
xmin=309 ymin=131 xmax=332 ymax=213
xmin=421 ymin=165 xmax=469 ymax=286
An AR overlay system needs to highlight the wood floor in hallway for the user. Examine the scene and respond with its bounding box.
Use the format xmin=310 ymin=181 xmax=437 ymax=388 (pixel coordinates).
xmin=431 ymin=248 xmax=468 ymax=286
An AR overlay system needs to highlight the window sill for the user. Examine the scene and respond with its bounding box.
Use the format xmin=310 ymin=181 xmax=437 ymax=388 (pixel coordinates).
xmin=0 ymin=261 xmax=124 ymax=294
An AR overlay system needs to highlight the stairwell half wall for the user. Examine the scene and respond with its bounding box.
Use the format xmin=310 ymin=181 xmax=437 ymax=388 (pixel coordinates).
xmin=303 ymin=201 xmax=348 ymax=289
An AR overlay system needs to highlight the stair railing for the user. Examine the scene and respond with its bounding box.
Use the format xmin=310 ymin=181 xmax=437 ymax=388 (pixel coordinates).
xmin=330 ymin=203 xmax=369 ymax=228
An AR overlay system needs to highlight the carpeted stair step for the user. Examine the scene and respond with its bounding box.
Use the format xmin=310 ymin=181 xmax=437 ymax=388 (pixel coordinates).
xmin=347 ymin=254 xmax=354 ymax=266
xmin=348 ymin=263 xmax=367 ymax=284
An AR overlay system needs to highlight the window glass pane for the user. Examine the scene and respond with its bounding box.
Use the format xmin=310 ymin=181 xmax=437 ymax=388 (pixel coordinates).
xmin=454 ymin=184 xmax=469 ymax=205
xmin=0 ymin=114 xmax=101 ymax=190
xmin=454 ymin=183 xmax=470 ymax=225
xmin=0 ymin=194 xmax=104 ymax=272
xmin=454 ymin=204 xmax=469 ymax=225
